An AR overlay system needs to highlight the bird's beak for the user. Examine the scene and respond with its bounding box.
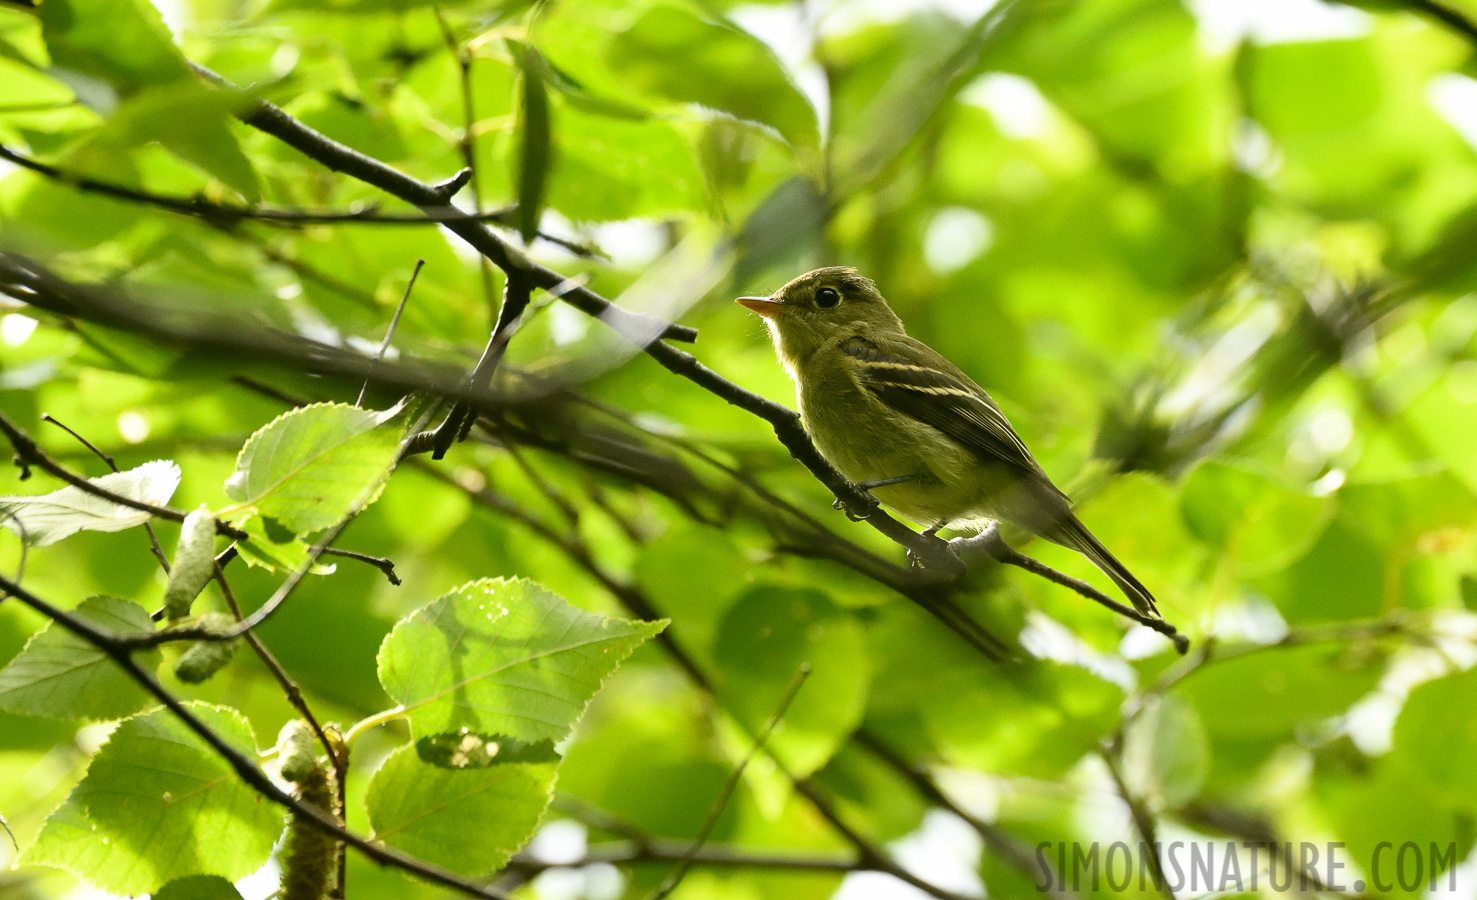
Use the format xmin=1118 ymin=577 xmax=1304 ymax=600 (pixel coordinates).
xmin=736 ymin=296 xmax=786 ymax=319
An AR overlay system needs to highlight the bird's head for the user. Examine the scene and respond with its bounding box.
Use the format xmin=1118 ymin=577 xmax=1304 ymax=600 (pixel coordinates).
xmin=737 ymin=267 xmax=905 ymax=370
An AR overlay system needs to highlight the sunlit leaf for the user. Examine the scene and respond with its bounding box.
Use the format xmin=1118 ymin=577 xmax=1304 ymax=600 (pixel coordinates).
xmin=366 ymin=745 xmax=554 ymax=875
xmin=224 ymin=402 xmax=404 ymax=535
xmin=377 ymin=577 xmax=666 ymax=744
xmin=711 ymin=585 xmax=868 ymax=777
xmin=512 ymin=41 xmax=553 ymax=243
xmin=0 ymin=459 xmax=179 ymax=547
xmin=38 ymin=0 xmax=188 ymax=93
xmin=607 ymin=3 xmax=819 ymax=150
xmin=0 ymin=596 xmax=160 ymax=720
xmin=19 ymin=705 xmax=284 ymax=895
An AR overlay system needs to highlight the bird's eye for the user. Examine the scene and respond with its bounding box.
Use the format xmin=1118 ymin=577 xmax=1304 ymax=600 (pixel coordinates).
xmin=815 ymin=287 xmax=840 ymax=308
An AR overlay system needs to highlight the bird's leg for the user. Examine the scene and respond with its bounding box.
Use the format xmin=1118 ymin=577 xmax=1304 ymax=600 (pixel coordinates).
xmin=908 ymin=521 xmax=950 ymax=567
xmin=832 ymin=475 xmax=915 ymax=521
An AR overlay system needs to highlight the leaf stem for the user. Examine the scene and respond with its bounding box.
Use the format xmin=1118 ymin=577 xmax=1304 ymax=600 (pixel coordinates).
xmin=344 ymin=706 xmax=408 ymax=746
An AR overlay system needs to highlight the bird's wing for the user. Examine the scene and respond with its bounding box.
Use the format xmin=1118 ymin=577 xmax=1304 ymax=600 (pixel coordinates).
xmin=840 ymin=335 xmax=1045 ymax=478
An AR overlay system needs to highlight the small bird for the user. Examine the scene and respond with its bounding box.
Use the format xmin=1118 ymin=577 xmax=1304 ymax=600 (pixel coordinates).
xmin=738 ymin=266 xmax=1158 ymax=617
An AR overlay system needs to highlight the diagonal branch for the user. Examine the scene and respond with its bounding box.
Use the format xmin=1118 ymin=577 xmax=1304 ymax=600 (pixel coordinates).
xmin=188 ymin=62 xmax=694 ymax=346
xmin=191 ymin=60 xmax=1183 ymax=640
xmin=1331 ymin=0 xmax=1477 ymax=45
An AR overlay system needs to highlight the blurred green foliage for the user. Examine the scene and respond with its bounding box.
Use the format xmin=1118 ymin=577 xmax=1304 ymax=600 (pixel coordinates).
xmin=3 ymin=0 xmax=1477 ymax=897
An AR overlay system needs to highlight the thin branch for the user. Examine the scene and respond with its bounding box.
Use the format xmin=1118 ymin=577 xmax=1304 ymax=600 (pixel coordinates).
xmin=0 ymin=100 xmax=76 ymax=113
xmin=39 ymin=412 xmax=171 ymax=572
xmin=417 ymin=269 xmax=535 ymax=459
xmin=1099 ymin=745 xmax=1173 ymax=900
xmin=507 ymin=840 xmax=859 ymax=876
xmin=357 ymin=259 xmax=424 ymax=408
xmin=0 ymin=407 xmax=245 ymax=539
xmin=1336 ymin=0 xmax=1477 ymax=45
xmin=0 ymin=145 xmax=602 ymax=256
xmin=852 ymin=729 xmax=1079 ymax=900
xmin=318 ymin=546 xmax=401 ymax=586
xmin=950 ymin=526 xmax=1189 ymax=652
xmin=649 ymin=664 xmax=811 ymax=900
xmin=0 ymin=572 xmax=517 ymax=900
xmin=1179 ymin=804 xmax=1373 ymax=899
xmin=432 ymin=6 xmax=500 ymax=323
xmin=0 ymin=251 xmax=550 ymax=417
xmin=1135 ymin=616 xmax=1407 ymax=705
xmin=188 ymin=64 xmax=694 ymax=344
xmin=214 ymin=564 xmax=339 ymax=769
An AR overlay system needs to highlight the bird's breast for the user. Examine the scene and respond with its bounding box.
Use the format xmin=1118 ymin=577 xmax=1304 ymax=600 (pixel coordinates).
xmin=795 ymin=353 xmax=994 ymax=527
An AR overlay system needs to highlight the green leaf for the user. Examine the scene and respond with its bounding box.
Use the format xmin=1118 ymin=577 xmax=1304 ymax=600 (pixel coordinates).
xmin=75 ymin=81 xmax=261 ymax=201
xmin=1180 ymin=644 xmax=1384 ymax=741
xmin=1257 ymin=519 xmax=1385 ymax=624
xmin=606 ymin=4 xmax=819 ymax=150
xmin=1390 ymin=667 xmax=1477 ymax=806
xmin=1178 ymin=642 xmax=1385 ymax=790
xmin=543 ymin=104 xmax=706 ymax=221
xmin=38 ymin=0 xmax=189 ymax=93
xmin=0 ymin=459 xmax=179 ymax=547
xmin=1339 ymin=469 xmax=1477 ymax=551
xmin=153 ymin=875 xmax=246 ymax=900
xmin=1315 ymin=755 xmax=1471 ymax=900
xmin=513 ymin=42 xmax=553 ymax=244
xmin=0 ymin=596 xmax=161 ymax=720
xmin=19 ymin=705 xmax=285 ymax=895
xmin=231 ymin=514 xmax=337 ymax=575
xmin=224 ymin=402 xmax=404 ymax=535
xmin=734 ymin=176 xmax=828 ymax=281
xmin=1180 ymin=461 xmax=1333 ymax=576
xmin=366 ymin=744 xmax=554 ymax=875
xmin=377 ymin=577 xmax=666 ymax=744
xmin=711 ymin=585 xmax=868 ymax=778
xmin=1121 ymin=693 xmax=1208 ymax=811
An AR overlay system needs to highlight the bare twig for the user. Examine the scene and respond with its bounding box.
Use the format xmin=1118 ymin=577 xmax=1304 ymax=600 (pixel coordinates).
xmin=39 ymin=412 xmax=172 ymax=572
xmin=951 ymin=526 xmax=1189 ymax=652
xmin=507 ymin=840 xmax=858 ymax=877
xmin=318 ymin=546 xmax=401 ymax=586
xmin=189 ymin=64 xmax=695 ymax=345
xmin=0 ymin=145 xmax=602 ymax=256
xmin=853 ymin=729 xmax=1079 ymax=900
xmin=1099 ymin=745 xmax=1173 ymax=900
xmin=417 ymin=269 xmax=535 ymax=459
xmin=0 ymin=408 xmax=245 ymax=539
xmin=432 ymin=7 xmax=500 ymax=323
xmin=0 ymin=252 xmax=549 ymax=415
xmin=357 ymin=259 xmax=424 ymax=408
xmin=214 ymin=565 xmax=338 ymax=766
xmin=1333 ymin=0 xmax=1477 ymax=45
xmin=649 ymin=664 xmax=811 ymax=900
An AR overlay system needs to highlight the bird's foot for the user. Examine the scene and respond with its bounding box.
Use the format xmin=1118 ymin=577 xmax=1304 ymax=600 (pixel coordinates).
xmin=908 ymin=523 xmax=948 ymax=568
xmin=832 ymin=475 xmax=912 ymax=521
xmin=832 ymin=494 xmax=876 ymax=521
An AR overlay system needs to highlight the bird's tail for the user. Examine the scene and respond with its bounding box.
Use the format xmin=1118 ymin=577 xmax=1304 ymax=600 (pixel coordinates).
xmin=1048 ymin=514 xmax=1159 ymax=617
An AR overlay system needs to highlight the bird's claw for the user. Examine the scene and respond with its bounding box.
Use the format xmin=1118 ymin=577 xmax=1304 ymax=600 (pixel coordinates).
xmin=833 ymin=491 xmax=878 ymax=521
